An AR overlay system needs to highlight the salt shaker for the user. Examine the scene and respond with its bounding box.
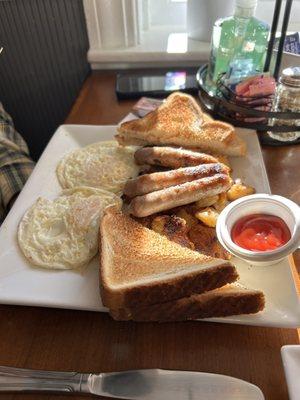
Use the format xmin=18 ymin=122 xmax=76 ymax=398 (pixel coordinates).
xmin=268 ymin=67 xmax=300 ymax=143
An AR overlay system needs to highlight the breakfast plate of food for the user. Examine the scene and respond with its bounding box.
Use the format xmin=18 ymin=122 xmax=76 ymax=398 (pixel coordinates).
xmin=0 ymin=93 xmax=299 ymax=327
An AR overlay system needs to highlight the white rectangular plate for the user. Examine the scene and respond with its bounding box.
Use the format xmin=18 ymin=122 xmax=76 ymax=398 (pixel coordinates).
xmin=0 ymin=125 xmax=299 ymax=328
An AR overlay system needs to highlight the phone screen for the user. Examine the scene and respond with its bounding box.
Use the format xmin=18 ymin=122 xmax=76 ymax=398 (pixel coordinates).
xmin=164 ymin=71 xmax=187 ymax=90
xmin=116 ymin=70 xmax=198 ymax=99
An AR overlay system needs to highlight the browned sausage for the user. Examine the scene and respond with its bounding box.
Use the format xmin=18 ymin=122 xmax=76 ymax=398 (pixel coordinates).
xmin=124 ymin=163 xmax=229 ymax=197
xmin=134 ymin=146 xmax=219 ymax=168
xmin=126 ymin=174 xmax=231 ymax=217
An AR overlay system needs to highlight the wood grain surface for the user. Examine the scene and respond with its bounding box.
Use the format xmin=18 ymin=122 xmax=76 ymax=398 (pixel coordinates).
xmin=0 ymin=71 xmax=299 ymax=400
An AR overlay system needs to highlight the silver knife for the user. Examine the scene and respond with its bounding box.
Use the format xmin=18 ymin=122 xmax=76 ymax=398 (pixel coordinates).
xmin=0 ymin=366 xmax=264 ymax=399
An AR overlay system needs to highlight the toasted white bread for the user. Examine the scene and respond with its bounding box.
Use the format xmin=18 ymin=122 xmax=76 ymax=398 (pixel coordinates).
xmin=100 ymin=206 xmax=238 ymax=310
xmin=110 ymin=284 xmax=265 ymax=321
xmin=116 ymin=92 xmax=246 ymax=156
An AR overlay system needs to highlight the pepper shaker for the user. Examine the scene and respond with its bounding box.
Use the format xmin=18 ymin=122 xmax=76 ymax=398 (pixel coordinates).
xmin=268 ymin=67 xmax=300 ymax=143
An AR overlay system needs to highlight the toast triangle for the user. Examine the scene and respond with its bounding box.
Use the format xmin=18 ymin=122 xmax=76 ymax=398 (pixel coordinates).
xmin=116 ymin=92 xmax=246 ymax=156
xmin=100 ymin=206 xmax=238 ymax=309
xmin=110 ymin=283 xmax=265 ymax=321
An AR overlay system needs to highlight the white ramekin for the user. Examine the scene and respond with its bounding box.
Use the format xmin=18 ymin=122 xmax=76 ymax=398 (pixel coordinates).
xmin=216 ymin=194 xmax=300 ymax=266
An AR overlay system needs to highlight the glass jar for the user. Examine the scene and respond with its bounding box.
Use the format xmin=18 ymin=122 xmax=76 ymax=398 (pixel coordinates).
xmin=268 ymin=67 xmax=300 ymax=142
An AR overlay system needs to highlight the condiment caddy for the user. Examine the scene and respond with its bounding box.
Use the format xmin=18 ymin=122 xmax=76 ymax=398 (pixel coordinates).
xmin=197 ymin=65 xmax=300 ymax=142
xmin=197 ymin=0 xmax=300 ymax=145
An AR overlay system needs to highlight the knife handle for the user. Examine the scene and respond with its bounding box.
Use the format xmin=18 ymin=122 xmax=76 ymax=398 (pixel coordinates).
xmin=0 ymin=366 xmax=90 ymax=393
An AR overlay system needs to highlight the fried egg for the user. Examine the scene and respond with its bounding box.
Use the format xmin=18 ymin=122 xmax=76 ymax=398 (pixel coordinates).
xmin=56 ymin=141 xmax=140 ymax=194
xmin=18 ymin=186 xmax=121 ymax=270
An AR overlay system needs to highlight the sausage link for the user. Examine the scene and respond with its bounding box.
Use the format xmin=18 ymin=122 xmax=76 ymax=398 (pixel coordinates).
xmin=124 ymin=163 xmax=229 ymax=197
xmin=134 ymin=146 xmax=219 ymax=168
xmin=127 ymin=174 xmax=231 ymax=217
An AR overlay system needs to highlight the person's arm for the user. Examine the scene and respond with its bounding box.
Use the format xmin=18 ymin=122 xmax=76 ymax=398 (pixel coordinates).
xmin=0 ymin=103 xmax=35 ymax=223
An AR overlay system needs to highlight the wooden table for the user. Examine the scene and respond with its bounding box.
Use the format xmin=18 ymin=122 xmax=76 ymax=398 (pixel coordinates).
xmin=1 ymin=72 xmax=299 ymax=400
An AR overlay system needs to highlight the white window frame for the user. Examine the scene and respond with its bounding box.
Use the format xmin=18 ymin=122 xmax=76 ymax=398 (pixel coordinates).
xmin=83 ymin=0 xmax=209 ymax=69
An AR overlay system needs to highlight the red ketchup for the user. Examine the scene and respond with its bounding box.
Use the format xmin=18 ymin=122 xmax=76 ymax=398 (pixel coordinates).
xmin=231 ymin=214 xmax=291 ymax=252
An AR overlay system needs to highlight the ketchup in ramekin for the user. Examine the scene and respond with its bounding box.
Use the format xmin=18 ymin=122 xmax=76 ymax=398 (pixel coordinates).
xmin=231 ymin=214 xmax=291 ymax=252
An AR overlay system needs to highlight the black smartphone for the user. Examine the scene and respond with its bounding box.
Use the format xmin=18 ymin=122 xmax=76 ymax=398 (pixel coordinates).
xmin=116 ymin=71 xmax=199 ymax=99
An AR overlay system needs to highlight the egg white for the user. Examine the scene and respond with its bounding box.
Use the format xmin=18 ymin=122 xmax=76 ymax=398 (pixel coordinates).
xmin=56 ymin=141 xmax=140 ymax=194
xmin=18 ymin=186 xmax=121 ymax=270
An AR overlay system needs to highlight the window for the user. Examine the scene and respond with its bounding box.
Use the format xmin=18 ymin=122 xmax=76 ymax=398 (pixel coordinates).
xmin=83 ymin=0 xmax=300 ymax=68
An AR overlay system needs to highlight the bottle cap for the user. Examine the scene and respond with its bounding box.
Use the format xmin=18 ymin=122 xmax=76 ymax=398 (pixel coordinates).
xmin=236 ymin=0 xmax=257 ymax=8
xmin=281 ymin=67 xmax=300 ymax=87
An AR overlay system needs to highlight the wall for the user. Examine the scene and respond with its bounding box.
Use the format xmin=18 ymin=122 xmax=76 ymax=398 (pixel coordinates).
xmin=0 ymin=0 xmax=90 ymax=160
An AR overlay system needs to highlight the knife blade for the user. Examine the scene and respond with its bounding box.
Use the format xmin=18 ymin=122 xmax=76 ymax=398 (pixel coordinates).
xmin=0 ymin=366 xmax=264 ymax=400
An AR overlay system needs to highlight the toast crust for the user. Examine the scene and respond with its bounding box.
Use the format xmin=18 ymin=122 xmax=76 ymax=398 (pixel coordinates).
xmin=100 ymin=206 xmax=238 ymax=309
xmin=116 ymin=92 xmax=246 ymax=156
xmin=110 ymin=285 xmax=265 ymax=321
